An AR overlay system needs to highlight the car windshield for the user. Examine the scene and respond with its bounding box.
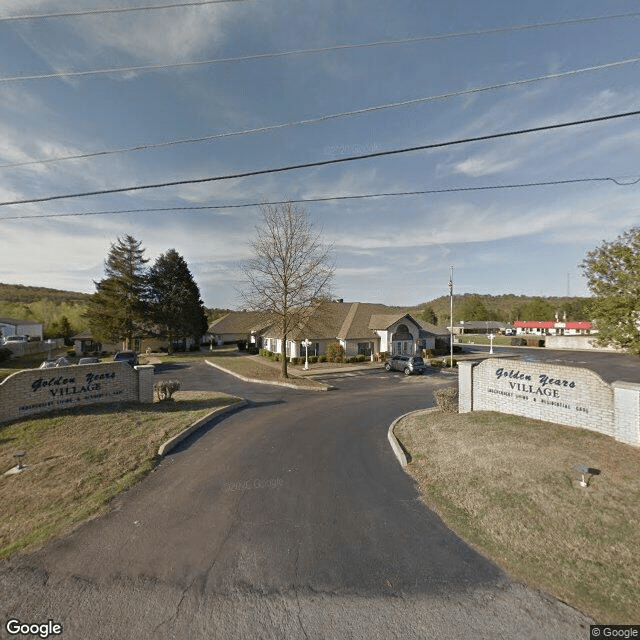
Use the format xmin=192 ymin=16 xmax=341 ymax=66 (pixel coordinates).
xmin=412 ymin=357 xmax=424 ymax=364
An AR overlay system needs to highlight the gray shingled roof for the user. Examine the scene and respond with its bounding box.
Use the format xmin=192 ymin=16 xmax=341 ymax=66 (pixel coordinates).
xmin=368 ymin=312 xmax=407 ymax=332
xmin=415 ymin=317 xmax=451 ymax=336
xmin=208 ymin=311 xmax=271 ymax=335
xmin=213 ymin=304 xmax=451 ymax=341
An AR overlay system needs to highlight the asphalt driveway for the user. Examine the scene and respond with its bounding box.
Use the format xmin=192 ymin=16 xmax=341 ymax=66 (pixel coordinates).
xmin=0 ymin=361 xmax=591 ymax=639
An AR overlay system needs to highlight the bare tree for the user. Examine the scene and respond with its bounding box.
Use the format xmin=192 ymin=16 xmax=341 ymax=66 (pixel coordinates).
xmin=240 ymin=202 xmax=334 ymax=378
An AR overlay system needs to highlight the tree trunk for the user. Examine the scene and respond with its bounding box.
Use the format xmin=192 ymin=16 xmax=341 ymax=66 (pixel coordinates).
xmin=281 ymin=334 xmax=288 ymax=378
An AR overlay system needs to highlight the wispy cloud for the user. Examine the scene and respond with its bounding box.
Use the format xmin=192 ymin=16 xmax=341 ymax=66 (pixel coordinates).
xmin=454 ymin=152 xmax=521 ymax=177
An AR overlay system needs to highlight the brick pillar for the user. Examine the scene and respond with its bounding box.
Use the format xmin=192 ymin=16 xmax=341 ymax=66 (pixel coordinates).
xmin=135 ymin=365 xmax=155 ymax=404
xmin=458 ymin=361 xmax=474 ymax=413
xmin=612 ymin=381 xmax=640 ymax=445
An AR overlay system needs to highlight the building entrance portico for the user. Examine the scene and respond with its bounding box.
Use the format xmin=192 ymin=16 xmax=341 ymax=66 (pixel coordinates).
xmin=391 ymin=323 xmax=414 ymax=355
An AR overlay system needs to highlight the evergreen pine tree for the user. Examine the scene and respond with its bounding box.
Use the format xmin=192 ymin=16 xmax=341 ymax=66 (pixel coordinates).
xmin=85 ymin=235 xmax=149 ymax=349
xmin=147 ymin=249 xmax=208 ymax=352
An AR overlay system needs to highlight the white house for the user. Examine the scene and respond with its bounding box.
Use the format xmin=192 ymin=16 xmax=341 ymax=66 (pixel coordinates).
xmin=0 ymin=317 xmax=43 ymax=341
xmin=514 ymin=320 xmax=595 ymax=336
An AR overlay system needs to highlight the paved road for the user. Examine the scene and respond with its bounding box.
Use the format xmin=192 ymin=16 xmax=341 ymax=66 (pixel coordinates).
xmin=460 ymin=344 xmax=640 ymax=383
xmin=0 ymin=362 xmax=592 ymax=639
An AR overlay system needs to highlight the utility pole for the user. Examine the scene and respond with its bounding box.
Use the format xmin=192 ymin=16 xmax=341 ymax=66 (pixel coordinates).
xmin=449 ymin=265 xmax=454 ymax=367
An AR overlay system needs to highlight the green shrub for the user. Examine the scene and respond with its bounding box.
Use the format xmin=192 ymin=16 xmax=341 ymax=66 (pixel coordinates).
xmin=0 ymin=347 xmax=12 ymax=363
xmin=442 ymin=357 xmax=458 ymax=367
xmin=326 ymin=341 xmax=345 ymax=363
xmin=430 ymin=358 xmax=444 ymax=367
xmin=433 ymin=386 xmax=458 ymax=412
xmin=356 ymin=354 xmax=366 ymax=362
xmin=309 ymin=355 xmax=318 ymax=363
xmin=319 ymin=354 xmax=327 ymax=363
xmin=290 ymin=356 xmax=299 ymax=365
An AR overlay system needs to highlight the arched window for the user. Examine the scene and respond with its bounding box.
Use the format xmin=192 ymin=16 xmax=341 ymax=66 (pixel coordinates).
xmin=393 ymin=324 xmax=412 ymax=341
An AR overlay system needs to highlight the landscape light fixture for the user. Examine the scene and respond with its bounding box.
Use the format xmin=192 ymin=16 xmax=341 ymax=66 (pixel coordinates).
xmin=14 ymin=450 xmax=26 ymax=469
xmin=573 ymin=463 xmax=601 ymax=487
xmin=4 ymin=450 xmax=27 ymax=476
xmin=302 ymin=339 xmax=311 ymax=370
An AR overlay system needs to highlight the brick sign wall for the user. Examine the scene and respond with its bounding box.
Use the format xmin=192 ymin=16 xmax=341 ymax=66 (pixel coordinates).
xmin=0 ymin=363 xmax=154 ymax=424
xmin=459 ymin=358 xmax=640 ymax=445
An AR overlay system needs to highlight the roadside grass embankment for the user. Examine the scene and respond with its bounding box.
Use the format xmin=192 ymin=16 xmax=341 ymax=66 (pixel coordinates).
xmin=164 ymin=348 xmax=331 ymax=389
xmin=394 ymin=410 xmax=640 ymax=624
xmin=0 ymin=391 xmax=241 ymax=560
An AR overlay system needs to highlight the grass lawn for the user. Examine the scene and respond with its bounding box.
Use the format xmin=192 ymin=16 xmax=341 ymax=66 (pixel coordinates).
xmin=158 ymin=348 xmax=330 ymax=389
xmin=207 ymin=355 xmax=330 ymax=389
xmin=394 ymin=410 xmax=640 ymax=623
xmin=456 ymin=334 xmax=516 ymax=346
xmin=0 ymin=391 xmax=240 ymax=560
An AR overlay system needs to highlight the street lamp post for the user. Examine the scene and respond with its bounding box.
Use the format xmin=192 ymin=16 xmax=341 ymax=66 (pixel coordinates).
xmin=489 ymin=332 xmax=494 ymax=354
xmin=449 ymin=265 xmax=454 ymax=368
xmin=302 ymin=338 xmax=311 ymax=370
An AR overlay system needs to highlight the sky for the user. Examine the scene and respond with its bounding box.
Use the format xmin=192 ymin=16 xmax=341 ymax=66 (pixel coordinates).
xmin=0 ymin=1 xmax=639 ymax=309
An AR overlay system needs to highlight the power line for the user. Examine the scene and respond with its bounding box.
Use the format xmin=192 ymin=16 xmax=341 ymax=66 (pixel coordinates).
xmin=0 ymin=0 xmax=248 ymax=22
xmin=1 ymin=6 xmax=636 ymax=26
xmin=2 ymin=15 xmax=640 ymax=83
xmin=2 ymin=57 xmax=639 ymax=170
xmin=1 ymin=109 xmax=638 ymax=208
xmin=2 ymin=175 xmax=638 ymax=221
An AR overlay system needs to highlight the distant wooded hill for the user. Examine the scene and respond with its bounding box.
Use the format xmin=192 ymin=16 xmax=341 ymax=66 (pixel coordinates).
xmin=0 ymin=283 xmax=592 ymax=337
xmin=406 ymin=294 xmax=592 ymax=326
xmin=0 ymin=283 xmax=92 ymax=339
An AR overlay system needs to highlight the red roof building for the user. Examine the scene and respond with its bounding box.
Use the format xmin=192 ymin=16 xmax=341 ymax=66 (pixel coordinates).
xmin=514 ymin=320 xmax=593 ymax=335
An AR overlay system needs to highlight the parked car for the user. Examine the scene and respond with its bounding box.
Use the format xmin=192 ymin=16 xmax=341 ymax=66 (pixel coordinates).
xmin=39 ymin=357 xmax=70 ymax=369
xmin=385 ymin=355 xmax=426 ymax=375
xmin=113 ymin=350 xmax=138 ymax=366
xmin=78 ymin=357 xmax=100 ymax=365
xmin=2 ymin=335 xmax=29 ymax=345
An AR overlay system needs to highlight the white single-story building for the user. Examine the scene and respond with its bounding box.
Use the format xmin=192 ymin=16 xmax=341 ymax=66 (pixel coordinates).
xmin=211 ymin=302 xmax=451 ymax=360
xmin=208 ymin=311 xmax=272 ymax=346
xmin=0 ymin=317 xmax=43 ymax=341
xmin=450 ymin=320 xmax=510 ymax=335
xmin=514 ymin=320 xmax=595 ymax=336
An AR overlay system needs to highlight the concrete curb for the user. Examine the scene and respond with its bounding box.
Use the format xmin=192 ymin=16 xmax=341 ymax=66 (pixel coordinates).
xmin=157 ymin=400 xmax=248 ymax=457
xmin=204 ymin=359 xmax=332 ymax=391
xmin=388 ymin=406 xmax=441 ymax=467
